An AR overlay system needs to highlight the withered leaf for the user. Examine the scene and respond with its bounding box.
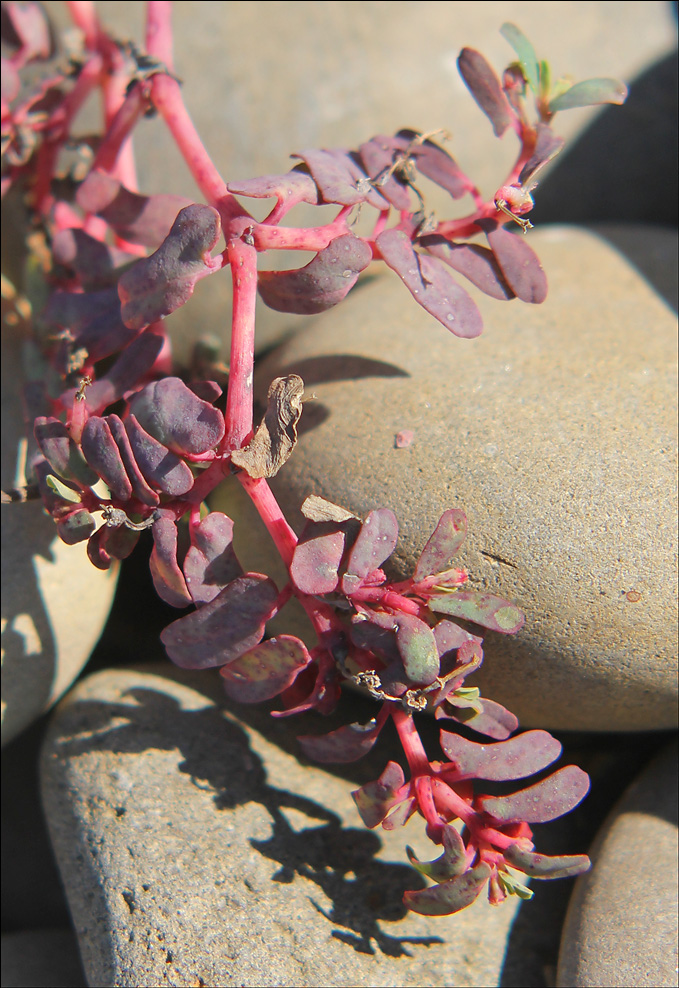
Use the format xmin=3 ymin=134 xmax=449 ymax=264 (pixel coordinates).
xmin=231 ymin=375 xmax=305 ymax=478
xmin=301 ymin=494 xmax=359 ymax=523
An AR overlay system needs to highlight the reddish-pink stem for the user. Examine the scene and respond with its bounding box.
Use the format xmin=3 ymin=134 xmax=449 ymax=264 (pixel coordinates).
xmin=67 ymin=1 xmax=99 ymax=48
xmin=145 ymin=1 xmax=175 ymax=72
xmin=91 ymin=85 xmax=147 ymax=175
xmin=150 ymin=74 xmax=241 ymax=218
xmin=391 ymin=707 xmax=431 ymax=777
xmin=224 ymin=238 xmax=258 ymax=451
xmin=236 ymin=475 xmax=298 ymax=567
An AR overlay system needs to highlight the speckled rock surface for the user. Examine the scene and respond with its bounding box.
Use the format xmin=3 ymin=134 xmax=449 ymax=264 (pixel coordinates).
xmin=557 ymin=738 xmax=678 ymax=988
xmin=1 ymin=322 xmax=119 ymax=747
xmin=40 ymin=664 xmax=522 ymax=988
xmin=0 ymin=929 xmax=86 ymax=988
xmin=250 ymin=225 xmax=678 ymax=732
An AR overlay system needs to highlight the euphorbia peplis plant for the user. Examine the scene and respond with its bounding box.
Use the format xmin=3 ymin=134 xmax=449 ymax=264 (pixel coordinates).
xmin=2 ymin=2 xmax=627 ymax=915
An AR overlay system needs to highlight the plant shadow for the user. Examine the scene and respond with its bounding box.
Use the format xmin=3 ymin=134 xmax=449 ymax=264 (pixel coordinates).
xmin=53 ymin=678 xmax=443 ymax=959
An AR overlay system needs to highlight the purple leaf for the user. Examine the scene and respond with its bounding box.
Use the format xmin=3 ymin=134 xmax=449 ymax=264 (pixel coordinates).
xmin=86 ymin=525 xmax=114 ymax=570
xmin=481 ymin=220 xmax=547 ymax=304
xmin=428 ymin=590 xmax=524 ymax=634
xmin=433 ymin=620 xmax=483 ymax=659
xmin=220 ymin=636 xmax=313 ymax=703
xmin=183 ymin=512 xmax=243 ymax=605
xmin=377 ymin=659 xmax=411 ymax=699
xmin=351 ymin=761 xmax=406 ymax=828
xmin=78 ymin=330 xmax=164 ymax=412
xmin=457 ymin=48 xmax=514 ymax=137
xmin=500 ymin=23 xmax=539 ymax=95
xmin=517 ymin=123 xmax=565 ymax=187
xmin=548 ymin=77 xmax=628 ymax=113
xmin=396 ymin=614 xmax=440 ymax=686
xmin=80 ymin=416 xmax=132 ymax=501
xmin=382 ymin=797 xmax=417 ymax=829
xmin=128 ymin=377 xmax=224 ymax=455
xmin=406 ymin=824 xmax=467 ymax=880
xmin=289 ymin=149 xmax=372 ymax=206
xmin=290 ymin=521 xmax=346 ymax=594
xmin=118 ymin=204 xmax=222 ymax=330
xmin=376 ymin=229 xmax=483 ymax=338
xmin=437 ymin=697 xmax=519 ymax=740
xmin=414 ymin=509 xmax=467 ymax=580
xmin=76 ymin=170 xmax=193 ymax=249
xmin=404 ymin=862 xmax=491 ymax=916
xmin=504 ymin=843 xmax=590 ymax=880
xmin=440 ymin=729 xmax=562 ymax=781
xmin=150 ymin=512 xmax=192 ymax=608
xmin=420 ymin=238 xmax=514 ymax=300
xmin=124 ymin=415 xmax=194 ymax=497
xmin=357 ymin=136 xmax=412 ymax=210
xmin=329 ymin=149 xmax=390 ymax=210
xmin=103 ymin=523 xmax=140 ymax=561
xmin=106 ymin=414 xmax=160 ymax=507
xmin=160 ymin=573 xmax=278 ymax=669
xmin=227 ymin=170 xmax=320 ymax=207
xmin=34 ymin=417 xmax=99 ymax=486
xmin=257 ymin=233 xmax=372 ymax=315
xmin=479 ymin=765 xmax=591 ymax=823
xmin=342 ymin=508 xmax=398 ymax=594
xmin=42 ymin=288 xmax=137 ymax=364
xmin=52 ymin=228 xmax=133 ymax=290
xmin=56 ymin=508 xmax=96 ymax=545
xmin=395 ymin=129 xmax=471 ymax=199
xmin=189 ymin=380 xmax=222 ymax=403
xmin=349 ymin=621 xmax=400 ymax=666
xmin=298 ymin=719 xmax=382 ymax=764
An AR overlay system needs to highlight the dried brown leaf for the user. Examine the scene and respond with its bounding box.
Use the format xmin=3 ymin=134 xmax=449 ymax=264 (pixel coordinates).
xmin=231 ymin=375 xmax=305 ymax=478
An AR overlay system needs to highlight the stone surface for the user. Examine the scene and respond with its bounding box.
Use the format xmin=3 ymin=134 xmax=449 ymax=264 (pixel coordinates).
xmin=557 ymin=738 xmax=678 ymax=988
xmin=245 ymin=225 xmax=678 ymax=732
xmin=1 ymin=321 xmax=119 ymax=747
xmin=39 ymin=1 xmax=677 ymax=363
xmin=41 ymin=664 xmax=522 ymax=988
xmin=0 ymin=929 xmax=86 ymax=988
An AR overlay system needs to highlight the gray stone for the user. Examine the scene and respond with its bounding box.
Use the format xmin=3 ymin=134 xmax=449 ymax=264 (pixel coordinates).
xmin=1 ymin=929 xmax=86 ymax=988
xmin=247 ymin=225 xmax=678 ymax=732
xmin=1 ymin=319 xmax=119 ymax=747
xmin=557 ymin=738 xmax=678 ymax=988
xmin=41 ymin=664 xmax=521 ymax=988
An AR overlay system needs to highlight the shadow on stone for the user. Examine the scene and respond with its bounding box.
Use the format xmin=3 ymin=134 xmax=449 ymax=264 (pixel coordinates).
xmin=533 ymin=48 xmax=678 ymax=310
xmin=51 ymin=681 xmax=442 ymax=959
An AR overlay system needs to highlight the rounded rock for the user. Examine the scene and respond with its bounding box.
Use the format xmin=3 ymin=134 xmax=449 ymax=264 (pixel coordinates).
xmin=557 ymin=738 xmax=678 ymax=987
xmin=41 ymin=664 xmax=521 ymax=988
xmin=255 ymin=226 xmax=677 ymax=731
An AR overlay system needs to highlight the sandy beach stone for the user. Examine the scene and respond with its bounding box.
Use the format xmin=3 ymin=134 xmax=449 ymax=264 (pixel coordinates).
xmin=250 ymin=225 xmax=678 ymax=732
xmin=40 ymin=664 xmax=521 ymax=988
xmin=557 ymin=738 xmax=678 ymax=987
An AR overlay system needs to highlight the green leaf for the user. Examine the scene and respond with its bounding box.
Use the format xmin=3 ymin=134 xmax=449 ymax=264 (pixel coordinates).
xmin=406 ymin=825 xmax=467 ymax=881
xmin=498 ymin=869 xmax=534 ymax=899
xmin=538 ymin=59 xmax=551 ymax=99
xmin=500 ymin=23 xmax=540 ymax=95
xmin=548 ymin=77 xmax=628 ymax=112
xmin=46 ymin=474 xmax=81 ymax=503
